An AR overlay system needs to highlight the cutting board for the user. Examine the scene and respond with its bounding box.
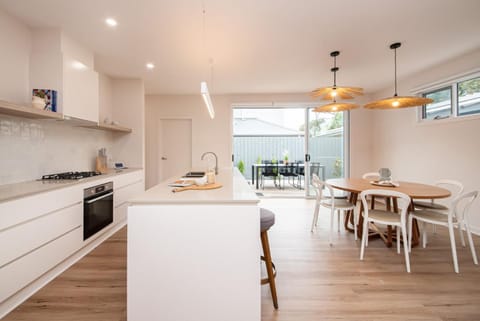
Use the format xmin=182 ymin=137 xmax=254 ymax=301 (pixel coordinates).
xmin=172 ymin=183 xmax=223 ymax=193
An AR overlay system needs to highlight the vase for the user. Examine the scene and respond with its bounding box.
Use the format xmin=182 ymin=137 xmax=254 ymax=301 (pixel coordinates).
xmin=32 ymin=96 xmax=46 ymax=110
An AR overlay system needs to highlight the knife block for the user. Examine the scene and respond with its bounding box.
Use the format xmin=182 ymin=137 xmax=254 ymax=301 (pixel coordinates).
xmin=96 ymin=155 xmax=108 ymax=174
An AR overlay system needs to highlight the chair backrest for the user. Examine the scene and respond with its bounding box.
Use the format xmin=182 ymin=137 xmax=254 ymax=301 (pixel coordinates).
xmin=450 ymin=190 xmax=478 ymax=223
xmin=296 ymin=161 xmax=305 ymax=176
xmin=362 ymin=172 xmax=380 ymax=180
xmin=262 ymin=160 xmax=278 ymax=176
xmin=435 ymin=179 xmax=464 ymax=199
xmin=311 ymin=174 xmax=334 ymax=202
xmin=360 ymin=189 xmax=411 ymax=221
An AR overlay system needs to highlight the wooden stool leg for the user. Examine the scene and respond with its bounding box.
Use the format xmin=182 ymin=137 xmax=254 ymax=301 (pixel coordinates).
xmin=261 ymin=230 xmax=278 ymax=309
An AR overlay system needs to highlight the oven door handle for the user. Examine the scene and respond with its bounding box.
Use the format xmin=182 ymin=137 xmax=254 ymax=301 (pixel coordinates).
xmin=85 ymin=191 xmax=114 ymax=204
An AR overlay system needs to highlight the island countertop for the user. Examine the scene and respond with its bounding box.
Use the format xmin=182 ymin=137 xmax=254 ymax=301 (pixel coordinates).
xmin=129 ymin=167 xmax=259 ymax=205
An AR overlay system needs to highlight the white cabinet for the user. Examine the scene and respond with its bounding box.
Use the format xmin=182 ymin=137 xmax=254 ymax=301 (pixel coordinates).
xmin=0 ymin=170 xmax=144 ymax=315
xmin=0 ymin=187 xmax=83 ymax=304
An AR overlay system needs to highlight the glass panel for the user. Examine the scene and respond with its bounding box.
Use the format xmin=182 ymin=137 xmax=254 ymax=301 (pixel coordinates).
xmin=306 ymin=109 xmax=345 ymax=197
xmin=233 ymin=108 xmax=305 ymax=196
xmin=422 ymin=87 xmax=452 ymax=120
xmin=458 ymin=77 xmax=480 ymax=116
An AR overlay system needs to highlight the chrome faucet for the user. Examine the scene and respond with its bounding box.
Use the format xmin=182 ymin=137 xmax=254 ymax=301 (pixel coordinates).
xmin=201 ymin=152 xmax=218 ymax=175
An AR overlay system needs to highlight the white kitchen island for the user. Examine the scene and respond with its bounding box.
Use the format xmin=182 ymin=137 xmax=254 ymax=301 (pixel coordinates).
xmin=127 ymin=167 xmax=260 ymax=321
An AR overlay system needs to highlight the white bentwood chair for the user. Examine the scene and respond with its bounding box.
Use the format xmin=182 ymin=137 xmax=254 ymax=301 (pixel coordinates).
xmin=413 ymin=179 xmax=464 ymax=238
xmin=360 ymin=189 xmax=412 ymax=273
xmin=409 ymin=190 xmax=479 ymax=273
xmin=311 ymin=174 xmax=357 ymax=245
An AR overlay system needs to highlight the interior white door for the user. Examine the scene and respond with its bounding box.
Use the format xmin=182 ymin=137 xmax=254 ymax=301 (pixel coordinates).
xmin=158 ymin=119 xmax=192 ymax=181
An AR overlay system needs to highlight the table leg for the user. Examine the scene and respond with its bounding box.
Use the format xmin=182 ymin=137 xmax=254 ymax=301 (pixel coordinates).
xmin=256 ymin=167 xmax=260 ymax=189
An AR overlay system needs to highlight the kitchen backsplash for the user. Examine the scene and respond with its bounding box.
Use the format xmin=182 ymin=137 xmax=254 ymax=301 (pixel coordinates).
xmin=0 ymin=115 xmax=115 ymax=185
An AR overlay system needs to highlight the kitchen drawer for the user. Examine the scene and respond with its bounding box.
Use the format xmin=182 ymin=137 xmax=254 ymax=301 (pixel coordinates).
xmin=114 ymin=202 xmax=128 ymax=224
xmin=0 ymin=226 xmax=82 ymax=303
xmin=0 ymin=186 xmax=81 ymax=231
xmin=114 ymin=170 xmax=144 ymax=189
xmin=0 ymin=203 xmax=82 ymax=267
xmin=114 ymin=180 xmax=144 ymax=208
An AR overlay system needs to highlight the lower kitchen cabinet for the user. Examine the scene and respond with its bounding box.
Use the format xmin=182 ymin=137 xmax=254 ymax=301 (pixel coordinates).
xmin=0 ymin=169 xmax=144 ymax=318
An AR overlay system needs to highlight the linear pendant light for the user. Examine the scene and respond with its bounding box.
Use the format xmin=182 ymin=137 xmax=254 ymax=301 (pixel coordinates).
xmin=311 ymin=51 xmax=363 ymax=112
xmin=200 ymin=1 xmax=215 ymax=119
xmin=364 ymin=42 xmax=433 ymax=109
xmin=201 ymin=81 xmax=215 ymax=119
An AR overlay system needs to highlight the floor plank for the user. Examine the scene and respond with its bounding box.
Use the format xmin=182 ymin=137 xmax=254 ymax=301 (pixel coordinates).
xmin=4 ymin=198 xmax=480 ymax=321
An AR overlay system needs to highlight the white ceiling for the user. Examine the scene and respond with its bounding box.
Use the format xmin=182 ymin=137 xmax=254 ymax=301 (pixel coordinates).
xmin=1 ymin=0 xmax=480 ymax=95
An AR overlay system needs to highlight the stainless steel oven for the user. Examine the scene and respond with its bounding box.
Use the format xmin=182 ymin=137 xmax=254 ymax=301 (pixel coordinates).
xmin=83 ymin=182 xmax=113 ymax=240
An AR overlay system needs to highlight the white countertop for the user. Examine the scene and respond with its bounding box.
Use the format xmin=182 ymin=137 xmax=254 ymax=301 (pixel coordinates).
xmin=130 ymin=167 xmax=259 ymax=205
xmin=0 ymin=168 xmax=143 ymax=203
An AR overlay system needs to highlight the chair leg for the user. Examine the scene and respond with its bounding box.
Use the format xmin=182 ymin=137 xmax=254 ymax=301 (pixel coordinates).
xmin=397 ymin=226 xmax=401 ymax=254
xmin=329 ymin=207 xmax=335 ymax=245
xmin=337 ymin=210 xmax=341 ymax=232
xmin=311 ymin=202 xmax=320 ymax=232
xmin=465 ymin=222 xmax=478 ymax=265
xmin=261 ymin=231 xmax=278 ymax=309
xmin=459 ymin=222 xmax=466 ymax=247
xmin=353 ymin=209 xmax=358 ymax=241
xmin=448 ymin=223 xmax=459 ymax=273
xmin=408 ymin=215 xmax=413 ymax=253
xmin=360 ymin=219 xmax=368 ymax=260
xmin=422 ymin=221 xmax=427 ymax=248
xmin=401 ymin=224 xmax=411 ymax=273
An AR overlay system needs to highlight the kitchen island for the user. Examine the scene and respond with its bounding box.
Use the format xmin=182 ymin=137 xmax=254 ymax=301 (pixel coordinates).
xmin=127 ymin=167 xmax=260 ymax=321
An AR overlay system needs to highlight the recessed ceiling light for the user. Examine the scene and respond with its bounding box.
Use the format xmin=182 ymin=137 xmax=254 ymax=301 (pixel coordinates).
xmin=146 ymin=63 xmax=155 ymax=70
xmin=105 ymin=18 xmax=118 ymax=27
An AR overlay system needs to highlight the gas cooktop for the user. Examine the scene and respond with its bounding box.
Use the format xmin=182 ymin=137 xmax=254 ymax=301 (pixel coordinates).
xmin=41 ymin=171 xmax=101 ymax=180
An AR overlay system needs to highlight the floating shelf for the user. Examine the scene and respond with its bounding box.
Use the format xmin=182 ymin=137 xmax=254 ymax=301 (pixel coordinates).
xmin=0 ymin=100 xmax=63 ymax=120
xmin=0 ymin=99 xmax=133 ymax=133
xmin=81 ymin=123 xmax=133 ymax=133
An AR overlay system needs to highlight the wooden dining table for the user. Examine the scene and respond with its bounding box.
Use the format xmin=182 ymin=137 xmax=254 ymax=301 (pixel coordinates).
xmin=326 ymin=178 xmax=451 ymax=247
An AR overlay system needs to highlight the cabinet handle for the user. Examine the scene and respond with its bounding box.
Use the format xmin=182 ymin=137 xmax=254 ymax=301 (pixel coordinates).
xmin=161 ymin=157 xmax=167 ymax=160
xmin=85 ymin=192 xmax=113 ymax=204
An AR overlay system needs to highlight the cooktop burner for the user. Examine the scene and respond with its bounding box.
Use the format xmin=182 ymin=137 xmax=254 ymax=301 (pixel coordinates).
xmin=41 ymin=171 xmax=101 ymax=180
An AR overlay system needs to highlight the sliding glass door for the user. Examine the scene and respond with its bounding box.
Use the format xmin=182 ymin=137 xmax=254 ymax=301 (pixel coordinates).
xmin=304 ymin=108 xmax=348 ymax=197
xmin=232 ymin=106 xmax=348 ymax=198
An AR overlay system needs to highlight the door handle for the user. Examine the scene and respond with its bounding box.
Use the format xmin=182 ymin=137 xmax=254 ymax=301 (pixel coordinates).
xmin=161 ymin=157 xmax=167 ymax=160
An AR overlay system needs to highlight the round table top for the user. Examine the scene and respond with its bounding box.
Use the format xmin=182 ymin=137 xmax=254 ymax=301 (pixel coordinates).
xmin=327 ymin=178 xmax=451 ymax=199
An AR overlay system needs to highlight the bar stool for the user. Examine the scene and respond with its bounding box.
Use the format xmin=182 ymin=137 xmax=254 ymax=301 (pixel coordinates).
xmin=260 ymin=208 xmax=278 ymax=309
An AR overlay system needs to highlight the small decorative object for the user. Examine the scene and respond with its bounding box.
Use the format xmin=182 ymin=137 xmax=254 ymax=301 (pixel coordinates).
xmin=103 ymin=117 xmax=110 ymax=124
xmin=378 ymin=168 xmax=392 ymax=182
xmin=32 ymin=95 xmax=46 ymax=110
xmin=111 ymin=120 xmax=120 ymax=126
xmin=32 ymin=89 xmax=57 ymax=112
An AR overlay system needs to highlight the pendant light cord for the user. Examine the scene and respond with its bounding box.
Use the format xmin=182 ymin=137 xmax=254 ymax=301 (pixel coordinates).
xmin=394 ymin=46 xmax=398 ymax=97
xmin=333 ymin=55 xmax=337 ymax=87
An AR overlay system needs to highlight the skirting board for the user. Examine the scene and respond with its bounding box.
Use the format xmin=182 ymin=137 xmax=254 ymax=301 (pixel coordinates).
xmin=0 ymin=220 xmax=127 ymax=319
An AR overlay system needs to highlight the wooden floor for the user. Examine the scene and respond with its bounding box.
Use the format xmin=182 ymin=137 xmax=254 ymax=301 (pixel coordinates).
xmin=4 ymin=199 xmax=480 ymax=321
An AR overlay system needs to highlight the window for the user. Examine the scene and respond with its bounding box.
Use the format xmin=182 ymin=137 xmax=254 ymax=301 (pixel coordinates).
xmin=458 ymin=77 xmax=480 ymax=116
xmin=419 ymin=73 xmax=480 ymax=121
xmin=422 ymin=87 xmax=452 ymax=120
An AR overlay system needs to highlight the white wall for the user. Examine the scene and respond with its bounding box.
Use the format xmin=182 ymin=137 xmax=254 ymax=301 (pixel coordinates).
xmin=370 ymin=48 xmax=480 ymax=232
xmin=145 ymin=93 xmax=373 ymax=188
xmin=0 ymin=9 xmax=31 ymax=103
xmin=111 ymin=79 xmax=145 ymax=169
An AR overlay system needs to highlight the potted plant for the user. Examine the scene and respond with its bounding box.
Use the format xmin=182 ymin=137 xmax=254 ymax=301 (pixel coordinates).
xmin=237 ymin=160 xmax=245 ymax=175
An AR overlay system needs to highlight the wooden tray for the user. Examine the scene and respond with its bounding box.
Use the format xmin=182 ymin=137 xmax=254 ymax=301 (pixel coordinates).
xmin=172 ymin=183 xmax=223 ymax=193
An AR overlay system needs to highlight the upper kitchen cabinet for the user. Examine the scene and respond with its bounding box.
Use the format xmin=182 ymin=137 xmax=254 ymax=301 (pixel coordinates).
xmin=29 ymin=29 xmax=99 ymax=123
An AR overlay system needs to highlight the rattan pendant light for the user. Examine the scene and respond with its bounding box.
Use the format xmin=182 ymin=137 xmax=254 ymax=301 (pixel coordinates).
xmin=311 ymin=51 xmax=363 ymax=112
xmin=364 ymin=42 xmax=433 ymax=109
